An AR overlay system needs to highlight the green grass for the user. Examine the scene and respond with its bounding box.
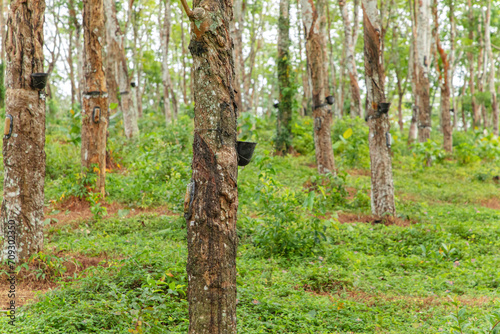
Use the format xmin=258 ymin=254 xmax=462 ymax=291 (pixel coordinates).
xmin=1 ymin=112 xmax=499 ymax=333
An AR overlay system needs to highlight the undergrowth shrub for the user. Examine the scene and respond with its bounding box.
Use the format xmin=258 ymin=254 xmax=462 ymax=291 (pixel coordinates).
xmin=332 ymin=117 xmax=370 ymax=169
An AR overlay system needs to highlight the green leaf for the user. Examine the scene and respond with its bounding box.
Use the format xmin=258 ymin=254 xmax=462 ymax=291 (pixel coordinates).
xmin=110 ymin=103 xmax=119 ymax=110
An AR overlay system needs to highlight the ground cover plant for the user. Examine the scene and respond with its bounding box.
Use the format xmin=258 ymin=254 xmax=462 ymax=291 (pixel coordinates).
xmin=0 ymin=112 xmax=498 ymax=333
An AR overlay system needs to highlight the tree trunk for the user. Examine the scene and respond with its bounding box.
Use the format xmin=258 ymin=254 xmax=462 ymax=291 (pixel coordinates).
xmin=160 ymin=0 xmax=172 ymax=125
xmin=276 ymin=0 xmax=293 ymax=154
xmin=132 ymin=8 xmax=143 ymax=119
xmin=485 ymin=0 xmax=498 ymax=136
xmin=68 ymin=0 xmax=83 ymax=105
xmin=433 ymin=2 xmax=452 ymax=153
xmin=362 ymin=0 xmax=396 ymax=217
xmin=230 ymin=0 xmax=244 ymax=111
xmin=302 ymin=0 xmax=336 ymax=175
xmin=477 ymin=15 xmax=487 ymax=129
xmin=180 ymin=14 xmax=189 ymax=105
xmin=414 ymin=0 xmax=431 ymax=142
xmin=1 ymin=0 xmax=46 ymax=262
xmin=449 ymin=0 xmax=457 ymax=129
xmin=181 ymin=0 xmax=239 ymax=332
xmin=0 ymin=0 xmax=5 ymax=108
xmin=82 ymin=0 xmax=108 ymax=196
xmin=338 ymin=0 xmax=362 ymax=118
xmin=104 ymin=0 xmax=139 ymax=138
xmin=467 ymin=0 xmax=479 ymax=128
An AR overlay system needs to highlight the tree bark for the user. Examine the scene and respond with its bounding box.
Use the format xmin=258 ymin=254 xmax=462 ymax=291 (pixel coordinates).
xmin=276 ymin=0 xmax=293 ymax=155
xmin=1 ymin=0 xmax=46 ymax=262
xmin=467 ymin=0 xmax=479 ymax=128
xmin=362 ymin=0 xmax=396 ymax=217
xmin=432 ymin=1 xmax=452 ymax=153
xmin=414 ymin=0 xmax=431 ymax=142
xmin=160 ymin=0 xmax=172 ymax=125
xmin=180 ymin=14 xmax=189 ymax=105
xmin=477 ymin=15 xmax=487 ymax=129
xmin=82 ymin=0 xmax=108 ymax=196
xmin=485 ymin=0 xmax=498 ymax=136
xmin=104 ymin=0 xmax=139 ymax=138
xmin=302 ymin=0 xmax=336 ymax=175
xmin=181 ymin=0 xmax=239 ymax=331
xmin=0 ymin=0 xmax=5 ymax=108
xmin=230 ymin=0 xmax=244 ymax=111
xmin=338 ymin=0 xmax=362 ymax=118
xmin=68 ymin=0 xmax=83 ymax=105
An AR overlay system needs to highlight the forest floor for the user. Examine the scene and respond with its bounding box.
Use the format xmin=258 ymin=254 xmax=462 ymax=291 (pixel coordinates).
xmin=0 ymin=114 xmax=499 ymax=333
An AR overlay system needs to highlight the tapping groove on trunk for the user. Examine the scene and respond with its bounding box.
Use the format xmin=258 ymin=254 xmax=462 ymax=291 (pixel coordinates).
xmin=183 ymin=0 xmax=239 ymax=331
xmin=1 ymin=0 xmax=46 ymax=262
xmin=362 ymin=0 xmax=395 ymax=218
xmin=81 ymin=0 xmax=108 ymax=196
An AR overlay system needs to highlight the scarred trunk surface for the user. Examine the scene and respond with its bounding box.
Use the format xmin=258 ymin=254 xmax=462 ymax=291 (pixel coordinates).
xmin=82 ymin=0 xmax=108 ymax=196
xmin=302 ymin=0 xmax=336 ymax=175
xmin=182 ymin=0 xmax=239 ymax=332
xmin=338 ymin=0 xmax=362 ymax=118
xmin=362 ymin=0 xmax=395 ymax=217
xmin=1 ymin=0 xmax=46 ymax=262
xmin=104 ymin=0 xmax=138 ymax=138
xmin=276 ymin=0 xmax=293 ymax=154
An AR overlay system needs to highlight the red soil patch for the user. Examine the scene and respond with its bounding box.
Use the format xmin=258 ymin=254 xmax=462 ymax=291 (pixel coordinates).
xmin=481 ymin=197 xmax=500 ymax=210
xmin=45 ymin=196 xmax=177 ymax=227
xmin=337 ymin=212 xmax=414 ymax=227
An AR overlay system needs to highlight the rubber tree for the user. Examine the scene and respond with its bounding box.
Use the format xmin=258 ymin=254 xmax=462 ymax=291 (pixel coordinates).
xmin=104 ymin=0 xmax=139 ymax=138
xmin=338 ymin=0 xmax=362 ymax=118
xmin=414 ymin=0 xmax=432 ymax=142
xmin=301 ymin=0 xmax=336 ymax=175
xmin=81 ymin=0 xmax=108 ymax=196
xmin=362 ymin=0 xmax=396 ymax=217
xmin=432 ymin=0 xmax=452 ymax=153
xmin=1 ymin=0 xmax=46 ymax=261
xmin=160 ymin=0 xmax=173 ymax=125
xmin=485 ymin=0 xmax=498 ymax=136
xmin=276 ymin=0 xmax=293 ymax=155
xmin=180 ymin=0 xmax=239 ymax=332
xmin=467 ymin=0 xmax=479 ymax=128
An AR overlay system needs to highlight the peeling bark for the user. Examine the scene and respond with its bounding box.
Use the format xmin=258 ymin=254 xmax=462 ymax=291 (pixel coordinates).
xmin=362 ymin=0 xmax=396 ymax=217
xmin=182 ymin=0 xmax=239 ymax=331
xmin=1 ymin=0 xmax=46 ymax=262
xmin=104 ymin=0 xmax=139 ymax=138
xmin=301 ymin=0 xmax=336 ymax=175
xmin=82 ymin=0 xmax=108 ymax=196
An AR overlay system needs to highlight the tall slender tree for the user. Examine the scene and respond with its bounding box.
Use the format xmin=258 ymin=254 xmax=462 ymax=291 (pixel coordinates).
xmin=467 ymin=0 xmax=479 ymax=128
xmin=413 ymin=0 xmax=432 ymax=142
xmin=433 ymin=0 xmax=452 ymax=153
xmin=362 ymin=0 xmax=396 ymax=217
xmin=1 ymin=0 xmax=46 ymax=261
xmin=338 ymin=0 xmax=362 ymax=118
xmin=180 ymin=0 xmax=239 ymax=331
xmin=485 ymin=0 xmax=498 ymax=136
xmin=276 ymin=0 xmax=293 ymax=154
xmin=160 ymin=0 xmax=173 ymax=125
xmin=301 ymin=0 xmax=336 ymax=175
xmin=81 ymin=0 xmax=108 ymax=196
xmin=104 ymin=0 xmax=139 ymax=138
